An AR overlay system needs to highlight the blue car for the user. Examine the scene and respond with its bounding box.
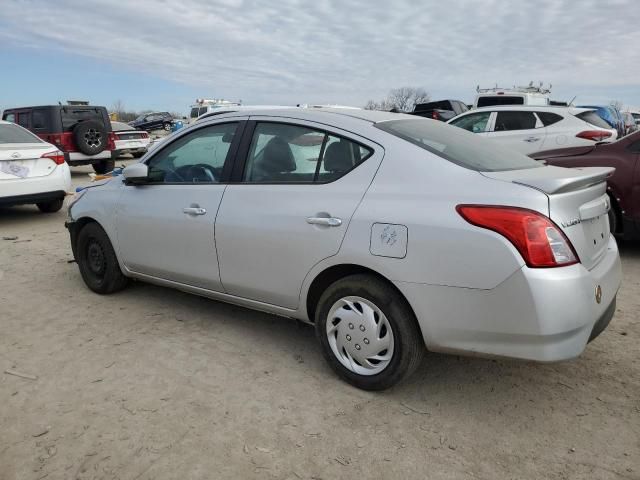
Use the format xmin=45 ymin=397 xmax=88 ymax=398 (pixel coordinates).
xmin=577 ymin=105 xmax=625 ymax=137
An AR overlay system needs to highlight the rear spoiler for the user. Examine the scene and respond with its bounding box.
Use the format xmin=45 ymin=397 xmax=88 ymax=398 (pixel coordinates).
xmin=482 ymin=166 xmax=614 ymax=195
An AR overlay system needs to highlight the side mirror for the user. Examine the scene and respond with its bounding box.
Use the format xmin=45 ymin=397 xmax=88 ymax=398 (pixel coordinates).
xmin=123 ymin=163 xmax=149 ymax=185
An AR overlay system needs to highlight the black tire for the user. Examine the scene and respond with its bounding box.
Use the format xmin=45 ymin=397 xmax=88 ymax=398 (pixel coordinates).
xmin=315 ymin=274 xmax=425 ymax=390
xmin=36 ymin=198 xmax=64 ymax=213
xmin=93 ymin=159 xmax=115 ymax=174
xmin=76 ymin=222 xmax=128 ymax=294
xmin=163 ymin=122 xmax=172 ymax=131
xmin=72 ymin=120 xmax=107 ymax=155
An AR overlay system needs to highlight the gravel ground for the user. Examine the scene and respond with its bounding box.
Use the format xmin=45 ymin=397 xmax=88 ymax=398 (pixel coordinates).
xmin=1 ymin=164 xmax=639 ymax=480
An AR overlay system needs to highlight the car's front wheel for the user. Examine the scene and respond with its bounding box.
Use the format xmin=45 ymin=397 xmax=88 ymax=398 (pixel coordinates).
xmin=163 ymin=122 xmax=171 ymax=131
xmin=36 ymin=198 xmax=64 ymax=213
xmin=76 ymin=222 xmax=129 ymax=294
xmin=315 ymin=274 xmax=425 ymax=390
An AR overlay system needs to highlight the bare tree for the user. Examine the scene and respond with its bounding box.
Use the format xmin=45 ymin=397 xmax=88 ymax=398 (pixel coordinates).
xmin=364 ymin=87 xmax=431 ymax=112
xmin=610 ymin=99 xmax=624 ymax=111
xmin=112 ymin=99 xmax=125 ymax=116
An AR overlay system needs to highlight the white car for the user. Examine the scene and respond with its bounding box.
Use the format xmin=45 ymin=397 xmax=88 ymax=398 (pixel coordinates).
xmin=111 ymin=121 xmax=151 ymax=159
xmin=66 ymin=109 xmax=621 ymax=390
xmin=0 ymin=120 xmax=71 ymax=213
xmin=448 ymin=106 xmax=617 ymax=155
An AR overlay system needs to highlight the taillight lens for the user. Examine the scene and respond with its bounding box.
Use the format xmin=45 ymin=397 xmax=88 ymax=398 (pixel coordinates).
xmin=41 ymin=150 xmax=65 ymax=165
xmin=576 ymin=130 xmax=612 ymax=142
xmin=456 ymin=205 xmax=579 ymax=268
xmin=107 ymin=132 xmax=117 ymax=150
xmin=432 ymin=111 xmax=439 ymax=120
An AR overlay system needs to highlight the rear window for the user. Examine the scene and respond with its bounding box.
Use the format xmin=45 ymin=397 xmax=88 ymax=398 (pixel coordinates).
xmin=375 ymin=119 xmax=542 ymax=172
xmin=575 ymin=111 xmax=612 ymax=130
xmin=61 ymin=107 xmax=104 ymax=132
xmin=536 ymin=112 xmax=563 ymax=126
xmin=0 ymin=123 xmax=43 ymax=144
xmin=477 ymin=96 xmax=525 ymax=108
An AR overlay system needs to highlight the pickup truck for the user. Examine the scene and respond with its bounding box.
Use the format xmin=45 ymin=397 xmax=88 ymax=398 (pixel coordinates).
xmin=411 ymin=100 xmax=468 ymax=121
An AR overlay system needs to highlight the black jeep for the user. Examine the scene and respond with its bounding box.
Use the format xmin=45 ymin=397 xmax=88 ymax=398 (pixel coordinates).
xmin=2 ymin=105 xmax=117 ymax=174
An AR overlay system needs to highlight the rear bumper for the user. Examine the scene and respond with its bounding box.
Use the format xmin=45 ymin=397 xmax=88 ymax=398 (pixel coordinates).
xmin=66 ymin=150 xmax=116 ymax=165
xmin=395 ymin=235 xmax=622 ymax=362
xmin=0 ymin=164 xmax=71 ymax=204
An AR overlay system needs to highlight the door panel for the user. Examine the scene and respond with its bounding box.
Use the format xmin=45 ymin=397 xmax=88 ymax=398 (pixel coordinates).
xmin=215 ymin=120 xmax=383 ymax=309
xmin=115 ymin=122 xmax=242 ymax=291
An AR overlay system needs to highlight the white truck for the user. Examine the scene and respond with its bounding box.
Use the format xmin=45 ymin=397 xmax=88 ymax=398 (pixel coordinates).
xmin=474 ymin=84 xmax=551 ymax=109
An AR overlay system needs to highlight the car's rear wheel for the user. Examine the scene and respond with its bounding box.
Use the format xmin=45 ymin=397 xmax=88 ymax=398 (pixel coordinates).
xmin=36 ymin=198 xmax=64 ymax=213
xmin=163 ymin=122 xmax=171 ymax=131
xmin=315 ymin=274 xmax=424 ymax=390
xmin=93 ymin=159 xmax=115 ymax=174
xmin=76 ymin=222 xmax=128 ymax=294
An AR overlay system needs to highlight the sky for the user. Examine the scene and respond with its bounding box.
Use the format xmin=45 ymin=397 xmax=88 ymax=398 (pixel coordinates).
xmin=1 ymin=0 xmax=639 ymax=116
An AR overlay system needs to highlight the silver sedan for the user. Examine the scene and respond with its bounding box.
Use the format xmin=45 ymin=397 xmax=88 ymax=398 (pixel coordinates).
xmin=66 ymin=108 xmax=621 ymax=390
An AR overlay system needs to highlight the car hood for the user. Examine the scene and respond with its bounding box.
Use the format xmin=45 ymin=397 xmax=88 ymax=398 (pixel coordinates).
xmin=530 ymin=145 xmax=596 ymax=160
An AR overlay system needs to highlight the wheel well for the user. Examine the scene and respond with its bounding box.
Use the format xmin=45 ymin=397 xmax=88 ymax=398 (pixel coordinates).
xmin=69 ymin=217 xmax=98 ymax=254
xmin=305 ymin=264 xmax=416 ymax=325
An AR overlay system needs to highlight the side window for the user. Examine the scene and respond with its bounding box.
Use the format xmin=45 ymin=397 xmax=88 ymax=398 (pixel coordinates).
xmin=17 ymin=112 xmax=30 ymax=128
xmin=242 ymin=122 xmax=372 ymax=183
xmin=450 ymin=112 xmax=491 ymax=133
xmin=536 ymin=112 xmax=563 ymax=127
xmin=494 ymin=111 xmax=537 ymax=131
xmin=146 ymin=122 xmax=238 ymax=183
xmin=199 ymin=107 xmax=208 ymax=117
xmin=32 ymin=110 xmax=46 ymax=130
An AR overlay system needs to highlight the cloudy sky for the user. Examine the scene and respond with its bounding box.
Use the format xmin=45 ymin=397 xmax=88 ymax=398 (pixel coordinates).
xmin=1 ymin=0 xmax=639 ymax=115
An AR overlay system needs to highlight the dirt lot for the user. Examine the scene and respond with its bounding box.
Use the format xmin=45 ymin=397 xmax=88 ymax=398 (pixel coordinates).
xmin=1 ymin=165 xmax=639 ymax=480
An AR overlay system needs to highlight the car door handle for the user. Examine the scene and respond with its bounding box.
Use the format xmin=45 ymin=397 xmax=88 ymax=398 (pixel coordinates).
xmin=306 ymin=216 xmax=342 ymax=227
xmin=524 ymin=137 xmax=541 ymax=142
xmin=183 ymin=207 xmax=207 ymax=216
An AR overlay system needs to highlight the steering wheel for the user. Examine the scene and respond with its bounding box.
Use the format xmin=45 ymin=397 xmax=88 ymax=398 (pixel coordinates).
xmin=192 ymin=163 xmax=217 ymax=182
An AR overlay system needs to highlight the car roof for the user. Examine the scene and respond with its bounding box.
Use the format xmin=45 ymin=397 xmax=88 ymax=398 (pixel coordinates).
xmin=200 ymin=107 xmax=416 ymax=125
xmin=3 ymin=105 xmax=106 ymax=110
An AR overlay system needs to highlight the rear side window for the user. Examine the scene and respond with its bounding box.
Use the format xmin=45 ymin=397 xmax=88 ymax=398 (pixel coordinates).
xmin=17 ymin=112 xmax=30 ymax=128
xmin=4 ymin=113 xmax=16 ymax=123
xmin=477 ymin=96 xmax=525 ymax=107
xmin=0 ymin=123 xmax=42 ymax=143
xmin=449 ymin=112 xmax=491 ymax=133
xmin=242 ymin=122 xmax=372 ymax=183
xmin=190 ymin=107 xmax=199 ymax=119
xmin=61 ymin=108 xmax=104 ymax=132
xmin=575 ymin=111 xmax=613 ymax=130
xmin=376 ymin=119 xmax=542 ymax=172
xmin=32 ymin=110 xmax=47 ymax=129
xmin=494 ymin=111 xmax=537 ymax=131
xmin=536 ymin=112 xmax=563 ymax=126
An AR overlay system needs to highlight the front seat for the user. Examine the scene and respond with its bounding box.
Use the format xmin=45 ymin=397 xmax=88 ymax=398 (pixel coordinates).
xmin=322 ymin=141 xmax=353 ymax=180
xmin=251 ymin=136 xmax=296 ymax=181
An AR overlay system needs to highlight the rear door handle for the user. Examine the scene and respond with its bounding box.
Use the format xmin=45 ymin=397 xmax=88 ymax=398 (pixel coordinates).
xmin=183 ymin=207 xmax=207 ymax=216
xmin=306 ymin=216 xmax=342 ymax=227
xmin=524 ymin=137 xmax=541 ymax=142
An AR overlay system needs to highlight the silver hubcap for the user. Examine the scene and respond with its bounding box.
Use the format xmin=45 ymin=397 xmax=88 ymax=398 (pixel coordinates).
xmin=326 ymin=296 xmax=394 ymax=376
xmin=84 ymin=129 xmax=102 ymax=148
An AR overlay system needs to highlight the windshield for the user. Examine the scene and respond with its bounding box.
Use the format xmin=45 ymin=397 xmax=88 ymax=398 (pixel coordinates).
xmin=0 ymin=123 xmax=43 ymax=144
xmin=375 ymin=119 xmax=543 ymax=172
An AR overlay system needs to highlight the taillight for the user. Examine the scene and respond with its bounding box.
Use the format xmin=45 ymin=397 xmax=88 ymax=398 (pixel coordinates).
xmin=141 ymin=132 xmax=149 ymax=138
xmin=107 ymin=132 xmax=117 ymax=150
xmin=432 ymin=111 xmax=439 ymax=120
xmin=41 ymin=150 xmax=65 ymax=165
xmin=456 ymin=205 xmax=579 ymax=268
xmin=576 ymin=130 xmax=612 ymax=142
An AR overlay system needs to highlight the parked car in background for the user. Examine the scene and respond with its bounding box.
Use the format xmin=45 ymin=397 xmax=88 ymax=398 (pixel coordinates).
xmin=111 ymin=121 xmax=151 ymax=158
xmin=577 ymin=105 xmax=625 ymax=138
xmin=411 ymin=99 xmax=468 ymax=121
xmin=630 ymin=111 xmax=640 ymax=127
xmin=532 ymin=129 xmax=640 ymax=239
xmin=622 ymin=112 xmax=637 ymax=135
xmin=189 ymin=99 xmax=241 ymax=123
xmin=0 ymin=120 xmax=71 ymax=213
xmin=66 ymin=108 xmax=620 ymax=390
xmin=473 ymin=85 xmax=551 ymax=108
xmin=448 ymin=106 xmax=617 ymax=155
xmin=2 ymin=105 xmax=116 ymax=174
xmin=128 ymin=112 xmax=174 ymax=131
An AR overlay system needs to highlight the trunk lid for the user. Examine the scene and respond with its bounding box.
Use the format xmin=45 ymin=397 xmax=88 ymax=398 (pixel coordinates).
xmin=483 ymin=165 xmax=614 ymax=270
xmin=0 ymin=144 xmax=58 ymax=180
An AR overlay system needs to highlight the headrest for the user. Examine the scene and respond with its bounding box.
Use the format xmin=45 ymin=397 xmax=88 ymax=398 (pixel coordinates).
xmin=323 ymin=141 xmax=352 ymax=173
xmin=261 ymin=136 xmax=296 ymax=173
